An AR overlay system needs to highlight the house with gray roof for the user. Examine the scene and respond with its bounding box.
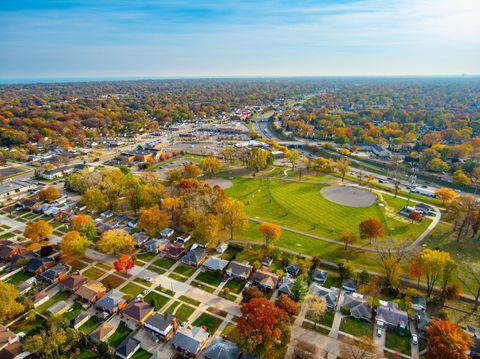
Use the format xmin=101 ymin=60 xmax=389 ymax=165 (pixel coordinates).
xmin=342 ymin=293 xmax=372 ymax=322
xmin=171 ymin=326 xmax=209 ymax=358
xmin=309 ymin=283 xmax=339 ymax=310
xmin=160 ymin=228 xmax=174 ymax=238
xmin=181 ymin=246 xmax=207 ymax=267
xmin=376 ymin=301 xmax=409 ymax=333
xmin=46 ymin=300 xmax=71 ymax=316
xmin=341 ymin=278 xmax=357 ymax=293
xmin=115 ymin=337 xmax=141 ymax=359
xmin=313 ymin=269 xmax=328 ymax=285
xmin=225 ymin=261 xmax=252 ymax=281
xmin=203 ymin=338 xmax=241 ymax=359
xmin=144 ymin=313 xmax=178 ymax=341
xmin=144 ymin=238 xmax=168 ymax=253
xmin=203 ymin=257 xmax=229 ymax=272
xmin=95 ymin=289 xmax=127 ymax=314
xmin=277 ymin=276 xmax=295 ymax=297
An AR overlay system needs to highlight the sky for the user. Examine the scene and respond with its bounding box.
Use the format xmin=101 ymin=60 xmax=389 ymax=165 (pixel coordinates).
xmin=0 ymin=0 xmax=479 ymax=80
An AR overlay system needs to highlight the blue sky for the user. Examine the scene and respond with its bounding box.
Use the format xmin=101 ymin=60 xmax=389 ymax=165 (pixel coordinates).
xmin=1 ymin=0 xmax=479 ymax=79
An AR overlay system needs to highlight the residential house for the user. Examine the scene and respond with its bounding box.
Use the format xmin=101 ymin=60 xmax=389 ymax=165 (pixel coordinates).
xmin=160 ymin=228 xmax=174 ymax=238
xmin=16 ymin=277 xmax=37 ymax=296
xmin=278 ymin=276 xmax=295 ymax=297
xmin=42 ymin=165 xmax=76 ymax=180
xmin=313 ymin=269 xmax=328 ymax=285
xmin=0 ymin=240 xmax=14 ymax=250
xmin=164 ymin=243 xmax=185 ymax=260
xmin=75 ymin=280 xmax=107 ymax=304
xmin=0 ymin=342 xmax=26 ymax=359
xmin=181 ymin=246 xmax=207 ymax=267
xmin=285 ymin=263 xmax=300 ymax=277
xmin=469 ymin=335 xmax=480 ymax=359
xmin=59 ymin=273 xmax=88 ymax=292
xmin=171 ymin=326 xmax=209 ymax=358
xmin=415 ymin=311 xmax=431 ymax=336
xmin=203 ymin=257 xmax=229 ymax=272
xmin=24 ymin=257 xmax=56 ymax=275
xmin=251 ymin=266 xmax=279 ymax=292
xmin=9 ymin=251 xmax=35 ymax=268
xmin=133 ymin=232 xmax=149 ymax=247
xmin=72 ymin=312 xmax=90 ymax=330
xmin=175 ymin=232 xmax=192 ymax=244
xmin=203 ymin=338 xmax=241 ymax=359
xmin=0 ymin=245 xmax=26 ymax=262
xmin=100 ymin=210 xmax=113 ymax=219
xmin=216 ymin=243 xmax=228 ymax=254
xmin=309 ymin=283 xmax=339 ymax=310
xmin=16 ymin=198 xmax=41 ymax=211
xmin=27 ymin=291 xmax=50 ymax=308
xmin=414 ymin=203 xmax=432 ymax=216
xmin=96 ymin=223 xmax=113 ymax=235
xmin=376 ymin=301 xmax=409 ymax=334
xmin=46 ymin=300 xmax=71 ymax=316
xmin=117 ymin=153 xmax=136 ymax=164
xmin=144 ymin=313 xmax=179 ymax=341
xmin=38 ymin=263 xmax=67 ymax=284
xmin=115 ymin=337 xmax=141 ymax=359
xmin=121 ymin=300 xmax=154 ymax=325
xmin=89 ymin=322 xmax=116 ymax=344
xmin=342 ymin=293 xmax=372 ymax=322
xmin=0 ymin=325 xmax=17 ymax=351
xmin=261 ymin=257 xmax=273 ymax=267
xmin=225 ymin=261 xmax=253 ymax=281
xmin=95 ymin=289 xmax=127 ymax=314
xmin=342 ymin=278 xmax=357 ymax=293
xmin=144 ymin=238 xmax=168 ymax=253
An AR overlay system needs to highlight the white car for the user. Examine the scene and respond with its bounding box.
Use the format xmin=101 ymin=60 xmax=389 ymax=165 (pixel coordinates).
xmin=411 ymin=334 xmax=418 ymax=345
xmin=144 ymin=276 xmax=152 ymax=283
xmin=376 ymin=327 xmax=382 ymax=337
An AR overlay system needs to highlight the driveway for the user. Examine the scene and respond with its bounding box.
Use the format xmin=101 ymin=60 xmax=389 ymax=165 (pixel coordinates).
xmin=373 ymin=322 xmax=386 ymax=350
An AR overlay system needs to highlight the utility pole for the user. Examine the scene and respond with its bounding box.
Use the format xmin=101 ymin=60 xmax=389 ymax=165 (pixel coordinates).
xmin=405 ymin=163 xmax=417 ymax=209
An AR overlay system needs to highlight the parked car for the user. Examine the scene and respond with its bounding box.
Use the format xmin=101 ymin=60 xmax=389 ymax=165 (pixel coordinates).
xmin=376 ymin=327 xmax=382 ymax=337
xmin=411 ymin=334 xmax=418 ymax=345
xmin=144 ymin=276 xmax=152 ymax=283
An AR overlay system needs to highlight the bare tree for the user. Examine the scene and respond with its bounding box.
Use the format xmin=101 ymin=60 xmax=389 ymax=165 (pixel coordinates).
xmin=339 ymin=336 xmax=383 ymax=359
xmin=456 ymin=264 xmax=480 ymax=311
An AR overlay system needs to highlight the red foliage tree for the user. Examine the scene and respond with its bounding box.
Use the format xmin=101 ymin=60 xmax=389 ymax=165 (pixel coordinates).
xmin=113 ymin=255 xmax=135 ymax=273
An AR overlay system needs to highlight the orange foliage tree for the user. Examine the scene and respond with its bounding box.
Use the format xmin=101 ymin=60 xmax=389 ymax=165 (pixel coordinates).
xmin=24 ymin=219 xmax=53 ymax=243
xmin=359 ymin=218 xmax=384 ymax=243
xmin=275 ymin=294 xmax=298 ymax=317
xmin=38 ymin=186 xmax=60 ymax=202
xmin=259 ymin=223 xmax=282 ymax=248
xmin=426 ymin=319 xmax=473 ymax=359
xmin=70 ymin=214 xmax=97 ymax=241
xmin=113 ymin=255 xmax=135 ymax=273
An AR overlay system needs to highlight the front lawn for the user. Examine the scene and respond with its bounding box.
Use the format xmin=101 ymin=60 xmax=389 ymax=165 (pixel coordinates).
xmin=191 ymin=281 xmax=215 ymax=293
xmin=83 ymin=267 xmax=106 ymax=280
xmin=173 ymin=264 xmax=196 ymax=277
xmin=144 ymin=292 xmax=170 ymax=310
xmin=108 ymin=322 xmax=132 ymax=348
xmin=179 ymin=295 xmax=200 ymax=307
xmin=172 ymin=304 xmax=195 ymax=322
xmin=322 ymin=274 xmax=341 ymax=289
xmin=192 ymin=313 xmax=223 ymax=334
xmin=168 ymin=273 xmax=187 ymax=282
xmin=120 ymin=283 xmax=144 ymax=298
xmin=36 ymin=291 xmax=71 ymax=313
xmin=6 ymin=271 xmax=33 ymax=285
xmin=101 ymin=274 xmax=124 ymax=289
xmin=224 ymin=278 xmax=246 ymax=294
xmin=195 ymin=271 xmax=223 ymax=287
xmin=132 ymin=348 xmax=152 ymax=359
xmin=79 ymin=316 xmax=100 ymax=334
xmin=339 ymin=317 xmax=373 ymax=338
xmin=147 ymin=265 xmax=166 ymax=274
xmin=63 ymin=302 xmax=83 ymax=321
xmin=153 ymin=256 xmax=176 ymax=269
xmin=67 ymin=259 xmax=88 ymax=272
xmin=385 ymin=331 xmax=411 ymax=356
xmin=306 ymin=310 xmax=335 ymax=328
xmin=9 ymin=314 xmax=44 ymax=335
xmin=137 ymin=252 xmax=157 ymax=262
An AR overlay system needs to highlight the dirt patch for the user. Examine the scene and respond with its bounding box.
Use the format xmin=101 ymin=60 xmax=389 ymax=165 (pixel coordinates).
xmin=206 ymin=178 xmax=233 ymax=189
xmin=321 ymin=185 xmax=377 ymax=207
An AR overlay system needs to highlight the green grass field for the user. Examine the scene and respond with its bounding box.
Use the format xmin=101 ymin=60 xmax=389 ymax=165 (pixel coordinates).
xmin=225 ymin=178 xmax=430 ymax=243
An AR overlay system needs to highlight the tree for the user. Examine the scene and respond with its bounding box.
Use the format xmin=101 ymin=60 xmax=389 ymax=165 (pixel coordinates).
xmin=113 ymin=255 xmax=135 ymax=273
xmin=417 ymin=248 xmax=457 ymax=297
xmin=70 ymin=214 xmax=97 ymax=241
xmin=200 ymin=156 xmax=222 ymax=176
xmin=163 ymin=196 xmax=182 ymax=220
xmin=82 ymin=188 xmax=107 ymax=212
xmin=305 ymin=294 xmax=327 ymax=328
xmin=24 ymin=219 xmax=53 ymax=243
xmin=426 ymin=158 xmax=450 ymax=173
xmin=359 ymin=218 xmax=384 ymax=243
xmin=246 ymin=147 xmax=270 ymax=173
xmin=339 ymin=336 xmax=382 ymax=359
xmin=275 ymin=294 xmax=298 ymax=317
xmin=97 ymin=229 xmax=135 ymax=255
xmin=376 ymin=242 xmax=409 ymax=289
xmin=38 ymin=186 xmax=60 ymax=202
xmin=291 ymin=277 xmax=308 ymax=302
xmin=137 ymin=207 xmax=169 ymax=236
xmin=60 ymin=231 xmax=91 ymax=257
xmin=0 ymin=282 xmax=24 ymax=324
xmin=192 ymin=214 xmax=220 ymax=249
xmin=242 ymin=286 xmax=263 ymax=303
xmin=337 ymin=259 xmax=356 ymax=280
xmin=335 ymin=157 xmax=350 ymax=181
xmin=426 ymin=319 xmax=473 ymax=359
xmin=142 ymin=182 xmax=165 ymax=208
xmin=339 ymin=230 xmax=356 ymax=250
xmin=453 ymin=169 xmax=470 ymax=185
xmin=259 ymin=223 xmax=282 ymax=249
xmin=435 ymin=188 xmax=457 ymax=205
xmin=216 ymin=198 xmax=248 ymax=240
xmin=285 ymin=150 xmax=300 ymax=170
xmin=183 ymin=163 xmax=202 ymax=179
xmin=457 ymin=264 xmax=480 ymax=311
xmin=408 ymin=255 xmax=423 ymax=289
xmin=237 ymin=298 xmax=290 ymax=357
xmin=408 ymin=210 xmax=423 ymax=223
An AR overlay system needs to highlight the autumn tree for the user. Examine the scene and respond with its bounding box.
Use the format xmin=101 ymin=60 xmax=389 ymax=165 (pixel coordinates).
xmin=359 ymin=218 xmax=384 ymax=243
xmin=339 ymin=336 xmax=382 ymax=359
xmin=337 ymin=259 xmax=356 ymax=280
xmin=82 ymin=188 xmax=107 ymax=213
xmin=291 ymin=277 xmax=308 ymax=302
xmin=113 ymin=255 xmax=135 ymax=273
xmin=275 ymin=294 xmax=298 ymax=317
xmin=259 ymin=222 xmax=282 ymax=250
xmin=453 ymin=169 xmax=470 ymax=185
xmin=137 ymin=207 xmax=169 ymax=236
xmin=237 ymin=298 xmax=290 ymax=357
xmin=97 ymin=229 xmax=135 ymax=255
xmin=408 ymin=255 xmax=423 ymax=289
xmin=216 ymin=198 xmax=248 ymax=240
xmin=200 ymin=156 xmax=222 ymax=176
xmin=142 ymin=182 xmax=165 ymax=208
xmin=163 ymin=196 xmax=182 ymax=220
xmin=38 ymin=186 xmax=60 ymax=202
xmin=60 ymin=231 xmax=91 ymax=257
xmin=305 ymin=294 xmax=327 ymax=329
xmin=183 ymin=163 xmax=202 ymax=179
xmin=426 ymin=319 xmax=473 ymax=359
xmin=285 ymin=149 xmax=300 ymax=170
xmin=242 ymin=286 xmax=264 ymax=303
xmin=24 ymin=219 xmax=53 ymax=243
xmin=435 ymin=188 xmax=457 ymax=205
xmin=192 ymin=214 xmax=220 ymax=249
xmin=0 ymin=282 xmax=24 ymax=324
xmin=417 ymin=248 xmax=457 ymax=297
xmin=70 ymin=214 xmax=96 ymax=241
xmin=408 ymin=210 xmax=423 ymax=223
xmin=376 ymin=242 xmax=409 ymax=289
xmin=246 ymin=147 xmax=270 ymax=173
xmin=335 ymin=157 xmax=350 ymax=181
xmin=339 ymin=230 xmax=356 ymax=250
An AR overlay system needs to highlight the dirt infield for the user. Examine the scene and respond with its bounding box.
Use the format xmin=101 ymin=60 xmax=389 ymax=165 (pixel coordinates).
xmin=206 ymin=178 xmax=233 ymax=189
xmin=321 ymin=185 xmax=377 ymax=207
